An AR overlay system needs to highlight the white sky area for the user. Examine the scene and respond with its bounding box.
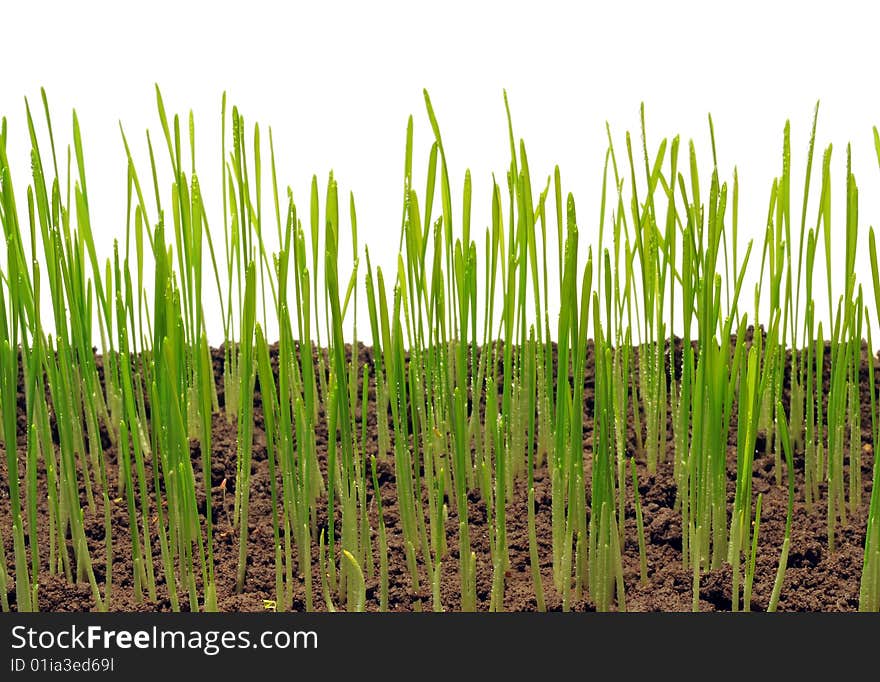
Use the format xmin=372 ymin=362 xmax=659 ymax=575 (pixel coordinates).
xmin=2 ymin=1 xmax=880 ymax=345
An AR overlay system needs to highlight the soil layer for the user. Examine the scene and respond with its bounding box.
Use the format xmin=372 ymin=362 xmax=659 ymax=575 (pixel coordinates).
xmin=0 ymin=341 xmax=874 ymax=612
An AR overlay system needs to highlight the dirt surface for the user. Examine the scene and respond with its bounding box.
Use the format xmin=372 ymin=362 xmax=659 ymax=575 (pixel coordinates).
xmin=0 ymin=339 xmax=874 ymax=612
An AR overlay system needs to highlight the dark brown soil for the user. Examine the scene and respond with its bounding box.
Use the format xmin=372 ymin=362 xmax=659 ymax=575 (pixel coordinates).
xmin=0 ymin=339 xmax=874 ymax=612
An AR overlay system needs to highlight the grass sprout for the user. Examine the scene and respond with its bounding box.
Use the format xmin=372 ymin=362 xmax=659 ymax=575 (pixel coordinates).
xmin=0 ymin=89 xmax=879 ymax=613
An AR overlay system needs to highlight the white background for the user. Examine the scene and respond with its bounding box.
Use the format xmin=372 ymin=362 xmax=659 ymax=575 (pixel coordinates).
xmin=2 ymin=1 xmax=880 ymax=342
